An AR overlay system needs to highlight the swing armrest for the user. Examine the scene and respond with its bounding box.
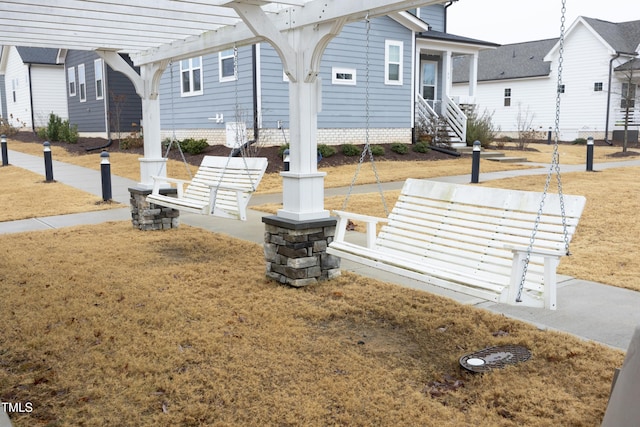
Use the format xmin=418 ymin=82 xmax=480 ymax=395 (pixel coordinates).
xmin=504 ymin=245 xmax=566 ymax=258
xmin=332 ymin=210 xmax=388 ymax=249
xmin=150 ymin=175 xmax=191 ymax=198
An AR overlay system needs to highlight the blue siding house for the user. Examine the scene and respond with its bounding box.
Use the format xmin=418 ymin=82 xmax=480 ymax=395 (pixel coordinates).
xmin=64 ymin=50 xmax=142 ymax=140
xmin=158 ymin=5 xmax=495 ymax=147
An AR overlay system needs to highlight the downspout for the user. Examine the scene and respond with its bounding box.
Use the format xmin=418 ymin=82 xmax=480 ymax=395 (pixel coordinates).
xmin=28 ymin=64 xmax=36 ymax=133
xmin=443 ymin=0 xmax=459 ymax=33
xmin=252 ymin=44 xmax=259 ymax=142
xmin=604 ymin=53 xmax=620 ymax=145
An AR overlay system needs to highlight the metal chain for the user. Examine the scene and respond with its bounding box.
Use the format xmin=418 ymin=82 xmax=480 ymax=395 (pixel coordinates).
xmin=516 ymin=0 xmax=568 ymax=302
xmin=341 ymin=14 xmax=389 ymax=215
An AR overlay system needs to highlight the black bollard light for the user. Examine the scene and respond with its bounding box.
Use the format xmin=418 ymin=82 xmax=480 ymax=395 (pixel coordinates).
xmin=43 ymin=141 xmax=54 ymax=182
xmin=1 ymin=134 xmax=8 ymax=166
xmin=283 ymin=148 xmax=290 ymax=172
xmin=547 ymin=127 xmax=552 ymax=145
xmin=100 ymin=151 xmax=112 ymax=201
xmin=586 ymin=136 xmax=594 ymax=172
xmin=471 ymin=140 xmax=481 ymax=184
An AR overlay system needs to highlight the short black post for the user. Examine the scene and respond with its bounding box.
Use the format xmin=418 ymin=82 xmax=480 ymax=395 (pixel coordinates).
xmin=586 ymin=136 xmax=594 ymax=172
xmin=471 ymin=140 xmax=481 ymax=184
xmin=283 ymin=148 xmax=290 ymax=172
xmin=100 ymin=151 xmax=113 ymax=201
xmin=43 ymin=141 xmax=54 ymax=182
xmin=547 ymin=127 xmax=552 ymax=145
xmin=1 ymin=134 xmax=8 ymax=166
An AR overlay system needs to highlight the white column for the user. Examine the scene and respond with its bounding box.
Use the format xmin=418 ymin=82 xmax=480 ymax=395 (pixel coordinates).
xmin=442 ymin=50 xmax=452 ymax=99
xmin=469 ymin=52 xmax=478 ymax=100
xmin=138 ymin=62 xmax=169 ymax=188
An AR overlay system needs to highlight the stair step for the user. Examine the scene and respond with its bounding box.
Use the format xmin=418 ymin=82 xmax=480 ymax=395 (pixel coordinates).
xmin=486 ymin=156 xmax=528 ymax=163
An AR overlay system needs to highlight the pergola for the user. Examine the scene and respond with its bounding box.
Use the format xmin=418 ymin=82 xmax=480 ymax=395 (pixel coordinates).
xmin=0 ymin=0 xmax=442 ymax=221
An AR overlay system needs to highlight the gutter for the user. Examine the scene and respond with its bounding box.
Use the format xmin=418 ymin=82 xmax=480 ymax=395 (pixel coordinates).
xmin=604 ymin=53 xmax=620 ymax=146
xmin=28 ymin=64 xmax=36 ymax=133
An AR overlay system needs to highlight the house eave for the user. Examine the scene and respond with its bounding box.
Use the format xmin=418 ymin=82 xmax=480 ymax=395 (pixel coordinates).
xmin=389 ymin=11 xmax=430 ymax=32
xmin=453 ymin=74 xmax=550 ymax=85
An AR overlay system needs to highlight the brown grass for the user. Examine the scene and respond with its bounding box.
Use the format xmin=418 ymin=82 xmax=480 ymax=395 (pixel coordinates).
xmin=0 ymin=165 xmax=122 ymax=222
xmin=0 ymin=222 xmax=624 ymax=426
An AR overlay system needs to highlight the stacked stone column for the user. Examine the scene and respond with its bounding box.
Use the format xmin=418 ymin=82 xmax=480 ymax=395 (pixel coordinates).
xmin=129 ymin=188 xmax=179 ymax=231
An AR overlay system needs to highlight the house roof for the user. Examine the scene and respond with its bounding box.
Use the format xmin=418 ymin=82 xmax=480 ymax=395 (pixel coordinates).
xmin=417 ymin=30 xmax=499 ymax=48
xmin=15 ymin=47 xmax=61 ymax=65
xmin=615 ymin=57 xmax=640 ymax=72
xmin=582 ymin=17 xmax=640 ymax=55
xmin=452 ymin=38 xmax=558 ymax=83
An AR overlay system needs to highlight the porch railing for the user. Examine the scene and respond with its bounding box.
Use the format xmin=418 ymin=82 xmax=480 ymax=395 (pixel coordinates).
xmin=415 ymin=94 xmax=467 ymax=144
xmin=443 ymin=95 xmax=467 ymax=143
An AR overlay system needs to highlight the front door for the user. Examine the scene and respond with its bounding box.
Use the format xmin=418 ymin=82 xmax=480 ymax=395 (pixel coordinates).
xmin=421 ymin=61 xmax=437 ymax=105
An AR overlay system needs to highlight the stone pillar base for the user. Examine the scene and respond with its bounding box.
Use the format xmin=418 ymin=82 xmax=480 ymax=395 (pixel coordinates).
xmin=262 ymin=215 xmax=341 ymax=287
xmin=129 ymin=187 xmax=180 ymax=231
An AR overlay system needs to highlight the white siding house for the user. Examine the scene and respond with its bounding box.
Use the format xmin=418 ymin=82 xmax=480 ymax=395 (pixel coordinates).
xmin=0 ymin=46 xmax=68 ymax=131
xmin=452 ymin=16 xmax=640 ymax=142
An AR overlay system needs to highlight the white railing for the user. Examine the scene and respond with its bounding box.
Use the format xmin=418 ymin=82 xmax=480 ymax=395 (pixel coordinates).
xmin=615 ymin=108 xmax=640 ymax=127
xmin=443 ymin=95 xmax=467 ymax=142
xmin=415 ymin=94 xmax=467 ymax=143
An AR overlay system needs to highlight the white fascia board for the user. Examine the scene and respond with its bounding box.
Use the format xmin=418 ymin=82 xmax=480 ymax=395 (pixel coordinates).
xmin=389 ymin=11 xmax=430 ymax=32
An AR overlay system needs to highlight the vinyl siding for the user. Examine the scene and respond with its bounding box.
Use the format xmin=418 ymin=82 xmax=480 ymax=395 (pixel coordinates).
xmin=66 ymin=51 xmax=107 ymax=132
xmin=159 ymin=46 xmax=255 ymax=136
xmin=106 ymin=56 xmax=142 ymax=135
xmin=419 ymin=5 xmax=445 ymax=32
xmin=4 ymin=47 xmax=32 ymax=128
xmin=30 ymin=65 xmax=68 ymax=127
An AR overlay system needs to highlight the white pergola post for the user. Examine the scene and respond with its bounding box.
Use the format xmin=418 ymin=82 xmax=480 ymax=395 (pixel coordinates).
xmin=232 ymin=4 xmax=345 ymax=221
xmin=97 ymin=50 xmax=169 ymax=188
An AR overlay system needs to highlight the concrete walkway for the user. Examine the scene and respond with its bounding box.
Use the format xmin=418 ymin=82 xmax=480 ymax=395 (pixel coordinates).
xmin=2 ymin=149 xmax=640 ymax=352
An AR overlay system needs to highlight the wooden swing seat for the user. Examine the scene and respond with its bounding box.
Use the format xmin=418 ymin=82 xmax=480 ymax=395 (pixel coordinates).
xmin=146 ymin=156 xmax=268 ymax=221
xmin=327 ymin=179 xmax=586 ymax=310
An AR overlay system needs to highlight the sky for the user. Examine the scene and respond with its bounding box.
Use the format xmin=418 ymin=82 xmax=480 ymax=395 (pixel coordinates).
xmin=446 ymin=0 xmax=640 ymax=45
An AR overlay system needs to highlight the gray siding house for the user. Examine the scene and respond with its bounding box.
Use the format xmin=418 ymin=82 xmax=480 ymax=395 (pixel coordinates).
xmin=158 ymin=4 xmax=495 ymax=147
xmin=64 ymin=50 xmax=142 ymax=139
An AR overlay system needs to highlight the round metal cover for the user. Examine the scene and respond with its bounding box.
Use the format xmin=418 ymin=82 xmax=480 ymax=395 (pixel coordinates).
xmin=459 ymin=345 xmax=531 ymax=373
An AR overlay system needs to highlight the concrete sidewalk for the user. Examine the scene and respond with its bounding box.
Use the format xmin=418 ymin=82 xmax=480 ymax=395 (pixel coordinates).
xmin=2 ymin=148 xmax=640 ymax=351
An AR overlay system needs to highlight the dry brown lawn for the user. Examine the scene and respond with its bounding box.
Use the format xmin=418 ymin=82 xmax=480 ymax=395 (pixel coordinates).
xmin=0 ymin=165 xmax=122 ymax=222
xmin=0 ymin=222 xmax=624 ymax=426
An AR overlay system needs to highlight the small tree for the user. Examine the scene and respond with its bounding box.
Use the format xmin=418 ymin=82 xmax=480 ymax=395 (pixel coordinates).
xmin=109 ymin=92 xmax=127 ymax=148
xmin=515 ymin=104 xmax=540 ymax=150
xmin=466 ymin=108 xmax=498 ymax=149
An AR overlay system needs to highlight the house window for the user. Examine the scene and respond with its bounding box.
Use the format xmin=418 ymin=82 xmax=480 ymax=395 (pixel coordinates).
xmin=504 ymin=88 xmax=511 ymax=107
xmin=621 ymin=83 xmax=636 ymax=109
xmin=78 ymin=64 xmax=86 ymax=102
xmin=180 ymin=57 xmax=203 ymax=96
xmin=385 ymin=40 xmax=403 ymax=85
xmin=68 ymin=67 xmax=76 ymax=96
xmin=94 ymin=59 xmax=104 ymax=100
xmin=594 ymin=82 xmax=603 ymax=92
xmin=332 ymin=67 xmax=356 ymax=85
xmin=558 ymin=84 xmax=566 ymax=94
xmin=219 ymin=49 xmax=236 ymax=82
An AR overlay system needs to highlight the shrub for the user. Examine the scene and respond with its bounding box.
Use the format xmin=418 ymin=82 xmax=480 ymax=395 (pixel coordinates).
xmin=277 ymin=143 xmax=290 ymax=157
xmin=317 ymin=144 xmax=336 ymax=158
xmin=36 ymin=127 xmax=48 ymax=140
xmin=41 ymin=113 xmax=78 ymax=143
xmin=179 ymin=138 xmax=209 ymax=155
xmin=120 ymin=135 xmax=144 ymax=150
xmin=466 ymin=108 xmax=498 ymax=149
xmin=412 ymin=141 xmax=430 ymax=153
xmin=45 ymin=113 xmax=63 ymax=142
xmin=60 ymin=120 xmax=78 ymax=144
xmin=390 ymin=142 xmax=408 ymax=154
xmin=342 ymin=143 xmax=360 ymax=156
xmin=370 ymin=145 xmax=385 ymax=156
xmin=573 ymin=137 xmax=588 ymax=145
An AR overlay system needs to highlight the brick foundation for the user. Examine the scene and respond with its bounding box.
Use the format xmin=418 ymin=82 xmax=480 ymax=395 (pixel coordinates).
xmin=262 ymin=216 xmax=341 ymax=287
xmin=129 ymin=187 xmax=180 ymax=231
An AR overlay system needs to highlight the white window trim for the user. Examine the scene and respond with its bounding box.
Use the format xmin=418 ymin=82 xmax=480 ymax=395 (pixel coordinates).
xmin=94 ymin=59 xmax=104 ymax=100
xmin=385 ymin=40 xmax=403 ymax=86
xmin=219 ymin=49 xmax=237 ymax=83
xmin=332 ymin=67 xmax=357 ymax=85
xmin=78 ymin=64 xmax=86 ymax=102
xmin=68 ymin=67 xmax=76 ymax=97
xmin=180 ymin=57 xmax=203 ymax=97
